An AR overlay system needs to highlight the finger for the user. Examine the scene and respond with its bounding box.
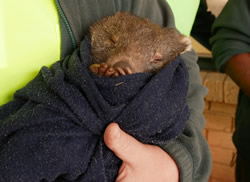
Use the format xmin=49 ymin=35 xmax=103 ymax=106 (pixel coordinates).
xmin=104 ymin=123 xmax=145 ymax=165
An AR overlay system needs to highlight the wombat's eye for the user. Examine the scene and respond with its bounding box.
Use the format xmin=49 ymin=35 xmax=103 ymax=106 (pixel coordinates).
xmin=151 ymin=51 xmax=163 ymax=62
xmin=111 ymin=34 xmax=120 ymax=44
xmin=104 ymin=39 xmax=115 ymax=47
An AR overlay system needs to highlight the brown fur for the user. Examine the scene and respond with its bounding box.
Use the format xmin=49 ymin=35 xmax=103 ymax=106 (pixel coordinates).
xmin=89 ymin=11 xmax=191 ymax=74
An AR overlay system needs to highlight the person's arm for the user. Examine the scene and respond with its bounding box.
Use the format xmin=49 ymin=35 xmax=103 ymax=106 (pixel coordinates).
xmin=158 ymin=1 xmax=213 ymax=180
xmin=160 ymin=49 xmax=211 ymax=182
xmin=98 ymin=0 xmax=212 ymax=181
xmin=224 ymin=53 xmax=250 ymax=97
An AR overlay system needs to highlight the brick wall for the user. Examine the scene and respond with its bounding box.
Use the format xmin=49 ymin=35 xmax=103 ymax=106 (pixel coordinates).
xmin=200 ymin=71 xmax=239 ymax=182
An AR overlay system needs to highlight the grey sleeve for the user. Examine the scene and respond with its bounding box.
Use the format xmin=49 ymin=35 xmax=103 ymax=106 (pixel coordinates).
xmin=160 ymin=50 xmax=211 ymax=182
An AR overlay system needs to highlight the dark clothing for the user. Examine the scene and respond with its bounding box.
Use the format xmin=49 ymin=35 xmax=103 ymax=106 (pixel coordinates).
xmin=57 ymin=0 xmax=211 ymax=181
xmin=191 ymin=0 xmax=216 ymax=50
xmin=210 ymin=0 xmax=250 ymax=181
xmin=210 ymin=0 xmax=250 ymax=160
xmin=0 ymin=0 xmax=212 ymax=181
xmin=0 ymin=36 xmax=189 ymax=181
xmin=234 ymin=92 xmax=250 ymax=160
xmin=210 ymin=0 xmax=250 ymax=72
xmin=236 ymin=155 xmax=250 ymax=182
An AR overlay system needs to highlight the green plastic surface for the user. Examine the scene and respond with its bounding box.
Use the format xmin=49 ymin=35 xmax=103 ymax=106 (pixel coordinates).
xmin=0 ymin=0 xmax=60 ymax=105
xmin=167 ymin=0 xmax=200 ymax=36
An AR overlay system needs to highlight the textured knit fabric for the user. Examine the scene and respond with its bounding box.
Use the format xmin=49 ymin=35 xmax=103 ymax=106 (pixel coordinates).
xmin=210 ymin=0 xmax=250 ymax=162
xmin=0 ymin=35 xmax=189 ymax=181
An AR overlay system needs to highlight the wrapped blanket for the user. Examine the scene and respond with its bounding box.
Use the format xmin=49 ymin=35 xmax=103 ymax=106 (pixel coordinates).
xmin=0 ymin=36 xmax=189 ymax=181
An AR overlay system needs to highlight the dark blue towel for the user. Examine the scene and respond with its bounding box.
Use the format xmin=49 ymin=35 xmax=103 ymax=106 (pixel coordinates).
xmin=0 ymin=36 xmax=189 ymax=182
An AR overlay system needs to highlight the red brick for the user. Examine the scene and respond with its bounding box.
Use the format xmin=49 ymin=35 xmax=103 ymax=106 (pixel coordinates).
xmin=211 ymin=162 xmax=235 ymax=182
xmin=200 ymin=71 xmax=208 ymax=84
xmin=224 ymin=76 xmax=239 ymax=105
xmin=232 ymin=118 xmax=236 ymax=130
xmin=203 ymin=129 xmax=208 ymax=139
xmin=210 ymin=102 xmax=237 ymax=117
xmin=204 ymin=72 xmax=227 ymax=102
xmin=207 ymin=130 xmax=235 ymax=149
xmin=204 ymin=100 xmax=210 ymax=111
xmin=209 ymin=177 xmax=235 ymax=182
xmin=210 ymin=146 xmax=236 ymax=165
xmin=204 ymin=111 xmax=233 ymax=132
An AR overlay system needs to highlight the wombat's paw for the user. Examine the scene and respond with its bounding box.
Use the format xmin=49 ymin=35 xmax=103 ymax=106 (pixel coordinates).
xmin=113 ymin=66 xmax=133 ymax=77
xmin=89 ymin=63 xmax=133 ymax=77
xmin=89 ymin=64 xmax=100 ymax=74
xmin=89 ymin=63 xmax=116 ymax=76
xmin=180 ymin=37 xmax=192 ymax=54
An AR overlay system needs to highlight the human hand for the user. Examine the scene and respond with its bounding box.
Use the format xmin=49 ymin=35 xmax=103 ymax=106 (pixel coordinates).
xmin=104 ymin=123 xmax=179 ymax=182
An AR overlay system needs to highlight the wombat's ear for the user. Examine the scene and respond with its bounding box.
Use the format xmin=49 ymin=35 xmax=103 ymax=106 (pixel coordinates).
xmin=180 ymin=36 xmax=192 ymax=54
xmin=150 ymin=51 xmax=163 ymax=62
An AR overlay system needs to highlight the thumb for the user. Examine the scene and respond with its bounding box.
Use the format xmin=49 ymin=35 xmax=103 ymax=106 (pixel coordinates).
xmin=104 ymin=123 xmax=145 ymax=164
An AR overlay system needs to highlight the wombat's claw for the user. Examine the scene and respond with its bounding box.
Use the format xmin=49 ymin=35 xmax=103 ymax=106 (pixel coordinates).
xmin=89 ymin=63 xmax=115 ymax=76
xmin=104 ymin=67 xmax=116 ymax=76
xmin=125 ymin=67 xmax=133 ymax=74
xmin=95 ymin=63 xmax=106 ymax=76
xmin=89 ymin=64 xmax=100 ymax=74
xmin=114 ymin=67 xmax=133 ymax=77
xmin=116 ymin=67 xmax=126 ymax=76
xmin=89 ymin=64 xmax=132 ymax=77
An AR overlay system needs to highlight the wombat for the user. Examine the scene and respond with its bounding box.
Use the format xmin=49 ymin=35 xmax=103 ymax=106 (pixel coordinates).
xmin=89 ymin=11 xmax=192 ymax=77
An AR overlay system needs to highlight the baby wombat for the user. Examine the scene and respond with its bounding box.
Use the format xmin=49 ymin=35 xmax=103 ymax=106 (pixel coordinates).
xmin=89 ymin=11 xmax=191 ymax=77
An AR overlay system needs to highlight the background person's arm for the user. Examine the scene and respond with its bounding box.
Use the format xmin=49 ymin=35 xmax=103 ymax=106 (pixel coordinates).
xmin=224 ymin=53 xmax=250 ymax=97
